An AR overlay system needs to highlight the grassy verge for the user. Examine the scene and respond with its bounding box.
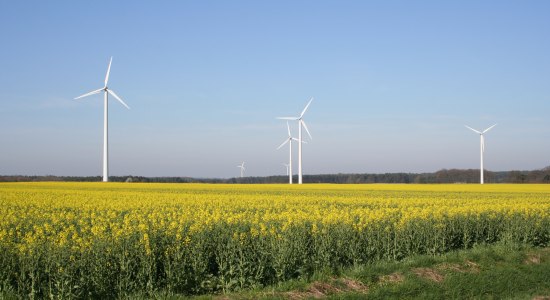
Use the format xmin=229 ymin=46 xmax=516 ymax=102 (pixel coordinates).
xmin=349 ymin=244 xmax=550 ymax=300
xmin=130 ymin=244 xmax=550 ymax=300
xmin=2 ymin=245 xmax=549 ymax=300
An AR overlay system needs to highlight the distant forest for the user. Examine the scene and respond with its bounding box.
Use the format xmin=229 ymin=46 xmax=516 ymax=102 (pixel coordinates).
xmin=2 ymin=167 xmax=550 ymax=184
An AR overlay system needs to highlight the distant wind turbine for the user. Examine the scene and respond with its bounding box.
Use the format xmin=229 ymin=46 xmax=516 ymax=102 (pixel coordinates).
xmin=465 ymin=124 xmax=497 ymax=184
xmin=277 ymin=98 xmax=313 ymax=184
xmin=276 ymin=122 xmax=301 ymax=184
xmin=75 ymin=57 xmax=130 ymax=182
xmin=283 ymin=163 xmax=290 ymax=176
xmin=237 ymin=162 xmax=245 ymax=178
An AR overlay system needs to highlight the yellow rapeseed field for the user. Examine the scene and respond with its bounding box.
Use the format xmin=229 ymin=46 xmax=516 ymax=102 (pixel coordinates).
xmin=0 ymin=182 xmax=549 ymax=298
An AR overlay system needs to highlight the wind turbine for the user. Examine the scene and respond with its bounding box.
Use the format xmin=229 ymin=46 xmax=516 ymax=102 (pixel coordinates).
xmin=237 ymin=162 xmax=245 ymax=178
xmin=75 ymin=57 xmax=130 ymax=182
xmin=465 ymin=124 xmax=497 ymax=184
xmin=277 ymin=98 xmax=313 ymax=184
xmin=276 ymin=122 xmax=301 ymax=184
xmin=283 ymin=163 xmax=290 ymax=176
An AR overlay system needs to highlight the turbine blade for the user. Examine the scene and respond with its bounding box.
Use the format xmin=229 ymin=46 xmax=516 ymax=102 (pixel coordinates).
xmin=292 ymin=137 xmax=306 ymax=144
xmin=107 ymin=89 xmax=130 ymax=109
xmin=301 ymin=120 xmax=312 ymax=139
xmin=74 ymin=88 xmax=103 ymax=100
xmin=277 ymin=117 xmax=298 ymax=120
xmin=465 ymin=125 xmax=481 ymax=134
xmin=105 ymin=57 xmax=113 ymax=86
xmin=483 ymin=124 xmax=497 ymax=134
xmin=300 ymin=97 xmax=314 ymax=118
xmin=277 ymin=139 xmax=290 ymax=150
xmin=287 ymin=121 xmax=291 ymax=137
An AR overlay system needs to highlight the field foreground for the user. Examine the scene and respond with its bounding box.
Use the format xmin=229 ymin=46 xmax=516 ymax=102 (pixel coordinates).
xmin=1 ymin=183 xmax=549 ymax=298
xmin=181 ymin=244 xmax=550 ymax=300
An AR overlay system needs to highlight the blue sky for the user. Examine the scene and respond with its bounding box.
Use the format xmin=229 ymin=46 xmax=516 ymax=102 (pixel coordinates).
xmin=1 ymin=1 xmax=549 ymax=178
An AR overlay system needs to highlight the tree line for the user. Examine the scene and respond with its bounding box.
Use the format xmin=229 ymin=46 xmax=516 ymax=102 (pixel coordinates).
xmin=1 ymin=167 xmax=550 ymax=183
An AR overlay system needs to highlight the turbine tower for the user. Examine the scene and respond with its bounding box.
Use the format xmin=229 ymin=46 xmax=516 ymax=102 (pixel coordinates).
xmin=276 ymin=122 xmax=301 ymax=184
xmin=465 ymin=124 xmax=497 ymax=184
xmin=237 ymin=162 xmax=245 ymax=178
xmin=277 ymin=98 xmax=313 ymax=184
xmin=283 ymin=163 xmax=290 ymax=176
xmin=75 ymin=57 xmax=130 ymax=182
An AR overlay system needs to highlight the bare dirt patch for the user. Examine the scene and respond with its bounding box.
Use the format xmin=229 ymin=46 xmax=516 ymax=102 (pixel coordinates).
xmin=437 ymin=260 xmax=480 ymax=273
xmin=307 ymin=281 xmax=341 ymax=298
xmin=412 ymin=267 xmax=445 ymax=283
xmin=341 ymin=277 xmax=369 ymax=292
xmin=524 ymin=254 xmax=541 ymax=265
xmin=464 ymin=260 xmax=480 ymax=270
xmin=532 ymin=296 xmax=550 ymax=300
xmin=379 ymin=272 xmax=405 ymax=284
xmin=284 ymin=278 xmax=368 ymax=299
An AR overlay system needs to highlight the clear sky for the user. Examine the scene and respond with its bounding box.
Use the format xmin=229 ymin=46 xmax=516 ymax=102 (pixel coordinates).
xmin=1 ymin=1 xmax=549 ymax=178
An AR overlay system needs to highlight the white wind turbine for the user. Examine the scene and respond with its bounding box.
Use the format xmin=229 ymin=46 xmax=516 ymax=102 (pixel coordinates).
xmin=75 ymin=57 xmax=130 ymax=182
xmin=237 ymin=162 xmax=245 ymax=178
xmin=283 ymin=163 xmax=290 ymax=176
xmin=465 ymin=124 xmax=497 ymax=184
xmin=277 ymin=98 xmax=313 ymax=184
xmin=276 ymin=122 xmax=301 ymax=184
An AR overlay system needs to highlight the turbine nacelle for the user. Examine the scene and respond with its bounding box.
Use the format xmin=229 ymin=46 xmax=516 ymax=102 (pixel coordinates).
xmin=465 ymin=123 xmax=497 ymax=184
xmin=75 ymin=57 xmax=130 ymax=110
xmin=465 ymin=124 xmax=497 ymax=135
xmin=276 ymin=98 xmax=313 ymax=140
xmin=237 ymin=162 xmax=246 ymax=177
xmin=465 ymin=124 xmax=497 ymax=153
xmin=276 ymin=122 xmax=304 ymax=150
